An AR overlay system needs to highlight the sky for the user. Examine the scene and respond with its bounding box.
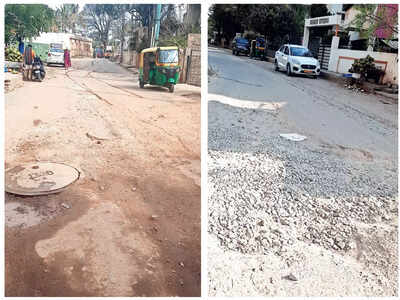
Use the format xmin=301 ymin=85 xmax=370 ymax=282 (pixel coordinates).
xmin=47 ymin=3 xmax=84 ymax=13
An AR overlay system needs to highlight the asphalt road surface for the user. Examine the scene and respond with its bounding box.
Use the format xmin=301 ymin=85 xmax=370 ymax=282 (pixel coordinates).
xmin=5 ymin=58 xmax=201 ymax=297
xmin=208 ymin=47 xmax=398 ymax=296
xmin=209 ymin=47 xmax=396 ymax=160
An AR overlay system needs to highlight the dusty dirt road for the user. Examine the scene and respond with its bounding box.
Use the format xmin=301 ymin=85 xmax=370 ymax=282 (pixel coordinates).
xmin=5 ymin=58 xmax=201 ymax=296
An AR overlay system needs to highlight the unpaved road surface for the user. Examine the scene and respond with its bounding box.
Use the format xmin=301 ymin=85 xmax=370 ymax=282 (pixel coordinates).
xmin=208 ymin=47 xmax=398 ymax=296
xmin=5 ymin=58 xmax=200 ymax=297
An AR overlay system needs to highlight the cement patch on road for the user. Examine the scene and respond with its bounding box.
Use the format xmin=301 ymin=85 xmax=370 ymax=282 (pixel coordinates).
xmin=5 ymin=202 xmax=44 ymax=228
xmin=209 ymin=93 xmax=286 ymax=111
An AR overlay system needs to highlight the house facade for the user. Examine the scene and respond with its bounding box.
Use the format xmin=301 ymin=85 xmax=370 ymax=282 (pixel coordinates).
xmin=303 ymin=4 xmax=398 ymax=84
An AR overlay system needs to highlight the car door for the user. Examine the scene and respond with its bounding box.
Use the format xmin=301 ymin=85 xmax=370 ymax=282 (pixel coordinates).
xmin=276 ymin=46 xmax=284 ymax=67
xmin=281 ymin=46 xmax=290 ymax=67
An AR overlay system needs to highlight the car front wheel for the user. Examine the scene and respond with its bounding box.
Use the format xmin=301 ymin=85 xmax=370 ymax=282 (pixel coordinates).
xmin=286 ymin=64 xmax=292 ymax=76
xmin=274 ymin=60 xmax=279 ymax=71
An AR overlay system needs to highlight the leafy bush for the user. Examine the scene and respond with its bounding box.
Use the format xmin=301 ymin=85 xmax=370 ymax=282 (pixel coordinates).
xmin=349 ymin=55 xmax=384 ymax=82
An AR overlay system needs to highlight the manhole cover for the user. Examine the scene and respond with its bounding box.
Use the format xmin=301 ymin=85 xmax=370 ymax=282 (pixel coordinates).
xmin=5 ymin=162 xmax=80 ymax=196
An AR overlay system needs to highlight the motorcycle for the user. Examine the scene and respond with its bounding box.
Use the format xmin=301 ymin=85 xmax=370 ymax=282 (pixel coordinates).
xmin=32 ymin=56 xmax=46 ymax=82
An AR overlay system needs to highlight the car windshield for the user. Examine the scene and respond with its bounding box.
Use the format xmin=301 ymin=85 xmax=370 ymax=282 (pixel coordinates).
xmin=50 ymin=48 xmax=64 ymax=53
xmin=237 ymin=38 xmax=248 ymax=44
xmin=158 ymin=49 xmax=178 ymax=63
xmin=290 ymin=47 xmax=313 ymax=57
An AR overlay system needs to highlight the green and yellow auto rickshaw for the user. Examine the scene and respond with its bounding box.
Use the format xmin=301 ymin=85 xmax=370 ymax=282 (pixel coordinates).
xmin=250 ymin=37 xmax=266 ymax=60
xmin=139 ymin=46 xmax=180 ymax=93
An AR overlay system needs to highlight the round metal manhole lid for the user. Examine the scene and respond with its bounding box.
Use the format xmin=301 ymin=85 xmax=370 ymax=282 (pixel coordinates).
xmin=5 ymin=162 xmax=80 ymax=196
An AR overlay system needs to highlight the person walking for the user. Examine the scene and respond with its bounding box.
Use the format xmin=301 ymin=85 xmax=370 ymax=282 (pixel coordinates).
xmin=18 ymin=37 xmax=24 ymax=55
xmin=23 ymin=44 xmax=35 ymax=81
xmin=64 ymin=48 xmax=71 ymax=71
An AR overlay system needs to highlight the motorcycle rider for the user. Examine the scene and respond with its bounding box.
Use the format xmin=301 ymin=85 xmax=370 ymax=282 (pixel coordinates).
xmin=23 ymin=44 xmax=35 ymax=81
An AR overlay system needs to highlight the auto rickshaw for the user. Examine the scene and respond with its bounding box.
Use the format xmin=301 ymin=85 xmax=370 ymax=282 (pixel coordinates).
xmin=250 ymin=37 xmax=266 ymax=60
xmin=139 ymin=46 xmax=180 ymax=93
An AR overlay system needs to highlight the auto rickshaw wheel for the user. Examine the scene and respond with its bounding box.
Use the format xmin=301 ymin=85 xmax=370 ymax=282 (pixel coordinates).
xmin=139 ymin=80 xmax=144 ymax=88
xmin=168 ymin=84 xmax=174 ymax=93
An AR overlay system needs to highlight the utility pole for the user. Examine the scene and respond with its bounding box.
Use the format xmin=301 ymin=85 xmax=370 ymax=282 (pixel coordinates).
xmin=120 ymin=6 xmax=126 ymax=64
xmin=153 ymin=4 xmax=161 ymax=47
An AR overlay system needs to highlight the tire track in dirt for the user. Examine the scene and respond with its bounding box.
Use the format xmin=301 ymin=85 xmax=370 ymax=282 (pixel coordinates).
xmin=65 ymin=70 xmax=113 ymax=105
xmin=74 ymin=69 xmax=198 ymax=159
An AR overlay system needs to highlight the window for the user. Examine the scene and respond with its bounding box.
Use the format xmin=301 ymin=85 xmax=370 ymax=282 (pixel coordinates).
xmin=158 ymin=49 xmax=178 ymax=63
xmin=290 ymin=47 xmax=313 ymax=57
xmin=50 ymin=48 xmax=64 ymax=53
xmin=284 ymin=46 xmax=289 ymax=55
xmin=278 ymin=46 xmax=284 ymax=52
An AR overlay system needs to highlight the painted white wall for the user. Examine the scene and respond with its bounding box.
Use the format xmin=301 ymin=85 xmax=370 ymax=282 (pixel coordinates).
xmin=302 ymin=27 xmax=310 ymax=47
xmin=328 ymin=48 xmax=398 ymax=84
xmin=30 ymin=32 xmax=73 ymax=49
xmin=305 ymin=14 xmax=342 ymax=27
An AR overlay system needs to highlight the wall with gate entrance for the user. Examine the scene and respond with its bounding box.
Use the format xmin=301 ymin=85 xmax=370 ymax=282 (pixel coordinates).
xmin=328 ymin=37 xmax=398 ymax=84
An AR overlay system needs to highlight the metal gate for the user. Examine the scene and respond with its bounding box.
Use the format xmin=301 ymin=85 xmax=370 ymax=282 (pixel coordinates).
xmin=308 ymin=37 xmax=320 ymax=58
xmin=317 ymin=44 xmax=331 ymax=70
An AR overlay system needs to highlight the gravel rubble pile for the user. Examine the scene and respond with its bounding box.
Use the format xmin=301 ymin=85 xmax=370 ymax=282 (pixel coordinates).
xmin=208 ymin=104 xmax=397 ymax=255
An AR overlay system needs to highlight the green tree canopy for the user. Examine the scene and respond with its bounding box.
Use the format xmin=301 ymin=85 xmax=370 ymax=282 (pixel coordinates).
xmin=208 ymin=4 xmax=308 ymax=49
xmin=55 ymin=4 xmax=80 ymax=33
xmin=82 ymin=4 xmax=119 ymax=49
xmin=5 ymin=4 xmax=55 ymax=45
xmin=309 ymin=4 xmax=331 ymax=18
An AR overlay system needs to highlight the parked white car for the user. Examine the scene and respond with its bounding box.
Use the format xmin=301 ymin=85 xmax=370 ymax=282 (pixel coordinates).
xmin=47 ymin=48 xmax=64 ymax=66
xmin=274 ymin=44 xmax=320 ymax=78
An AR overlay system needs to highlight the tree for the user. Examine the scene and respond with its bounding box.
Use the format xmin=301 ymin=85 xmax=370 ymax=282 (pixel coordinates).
xmin=111 ymin=4 xmax=131 ymax=62
xmin=82 ymin=4 xmax=118 ymax=49
xmin=158 ymin=4 xmax=201 ymax=48
xmin=309 ymin=4 xmax=330 ymax=18
xmin=351 ymin=4 xmax=398 ymax=43
xmin=55 ymin=4 xmax=80 ymax=33
xmin=128 ymin=4 xmax=155 ymax=46
xmin=208 ymin=4 xmax=250 ymax=43
xmin=208 ymin=4 xmax=307 ymax=49
xmin=5 ymin=4 xmax=55 ymax=45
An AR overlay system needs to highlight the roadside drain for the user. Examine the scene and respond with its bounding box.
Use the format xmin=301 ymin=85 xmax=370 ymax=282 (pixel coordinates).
xmin=5 ymin=162 xmax=80 ymax=196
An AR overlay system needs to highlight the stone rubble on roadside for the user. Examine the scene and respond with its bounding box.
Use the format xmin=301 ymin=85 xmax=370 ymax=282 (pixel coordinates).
xmin=208 ymin=102 xmax=397 ymax=257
